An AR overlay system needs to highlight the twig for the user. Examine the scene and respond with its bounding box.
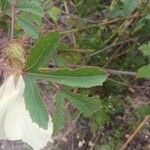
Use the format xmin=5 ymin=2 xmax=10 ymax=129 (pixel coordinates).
xmin=10 ymin=0 xmax=16 ymax=40
xmin=108 ymin=78 xmax=129 ymax=87
xmin=103 ymin=45 xmax=121 ymax=68
xmin=55 ymin=113 xmax=81 ymax=146
xmin=120 ymin=116 xmax=150 ymax=150
xmin=88 ymin=32 xmax=150 ymax=58
xmin=105 ymin=69 xmax=136 ymax=76
xmin=59 ymin=48 xmax=94 ymax=53
xmin=64 ymin=0 xmax=77 ymax=48
xmin=59 ymin=13 xmax=142 ymax=35
xmin=87 ymin=37 xmax=138 ymax=58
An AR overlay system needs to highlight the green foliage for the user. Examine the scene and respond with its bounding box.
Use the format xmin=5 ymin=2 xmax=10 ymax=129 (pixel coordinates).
xmin=2 ymin=0 xmax=150 ymax=147
xmin=132 ymin=15 xmax=150 ymax=34
xmin=121 ymin=0 xmax=139 ymax=15
xmin=24 ymin=75 xmax=49 ymax=129
xmin=53 ymin=90 xmax=104 ymax=133
xmin=16 ymin=1 xmax=44 ymax=17
xmin=1 ymin=0 xmax=44 ymax=38
xmin=23 ymin=29 xmax=107 ymax=129
xmin=136 ymin=105 xmax=150 ymax=117
xmin=48 ymin=7 xmax=60 ymax=22
xmin=97 ymin=145 xmax=112 ymax=150
xmin=53 ymin=91 xmax=65 ymax=133
xmin=139 ymin=42 xmax=150 ymax=56
xmin=62 ymin=90 xmax=100 ymax=117
xmin=0 ymin=0 xmax=9 ymax=10
xmin=137 ymin=43 xmax=150 ymax=79
xmin=16 ymin=16 xmax=39 ymax=39
xmin=110 ymin=0 xmax=139 ymax=17
xmin=92 ymin=96 xmax=124 ymax=129
xmin=36 ymin=67 xmax=107 ymax=88
xmin=25 ymin=32 xmax=59 ymax=71
xmin=137 ymin=64 xmax=150 ymax=78
xmin=15 ymin=0 xmax=44 ymax=38
xmin=74 ymin=0 xmax=101 ymax=17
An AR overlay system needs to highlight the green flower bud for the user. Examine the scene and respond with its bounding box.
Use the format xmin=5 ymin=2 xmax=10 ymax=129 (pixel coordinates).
xmin=5 ymin=42 xmax=25 ymax=64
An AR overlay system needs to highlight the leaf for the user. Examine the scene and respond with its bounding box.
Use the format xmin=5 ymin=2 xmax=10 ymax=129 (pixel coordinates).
xmin=16 ymin=16 xmax=39 ymax=39
xmin=1 ymin=0 xmax=9 ymax=10
xmin=132 ymin=18 xmax=145 ymax=34
xmin=139 ymin=42 xmax=150 ymax=56
xmin=62 ymin=90 xmax=100 ymax=117
xmin=24 ymin=75 xmax=49 ymax=129
xmin=121 ymin=0 xmax=139 ymax=15
xmin=53 ymin=91 xmax=65 ymax=133
xmin=16 ymin=1 xmax=44 ymax=17
xmin=19 ymin=12 xmax=42 ymax=27
xmin=25 ymin=32 xmax=59 ymax=71
xmin=48 ymin=7 xmax=60 ymax=22
xmin=137 ymin=64 xmax=150 ymax=79
xmin=28 ymin=67 xmax=108 ymax=88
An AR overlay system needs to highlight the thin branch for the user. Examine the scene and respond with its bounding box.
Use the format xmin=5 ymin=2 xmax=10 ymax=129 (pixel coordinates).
xmin=40 ymin=66 xmax=137 ymax=76
xmin=87 ymin=37 xmax=138 ymax=58
xmin=120 ymin=116 xmax=150 ymax=150
xmin=59 ymin=13 xmax=142 ymax=35
xmin=108 ymin=78 xmax=129 ymax=86
xmin=10 ymin=1 xmax=16 ymax=40
xmin=105 ymin=69 xmax=136 ymax=76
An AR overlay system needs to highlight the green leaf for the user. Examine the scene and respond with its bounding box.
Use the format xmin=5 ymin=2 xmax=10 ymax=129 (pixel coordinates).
xmin=53 ymin=91 xmax=65 ymax=133
xmin=28 ymin=67 xmax=108 ymax=88
xmin=16 ymin=1 xmax=44 ymax=17
xmin=25 ymin=32 xmax=59 ymax=71
xmin=137 ymin=64 xmax=150 ymax=79
xmin=24 ymin=75 xmax=49 ymax=129
xmin=19 ymin=12 xmax=42 ymax=27
xmin=121 ymin=0 xmax=139 ymax=15
xmin=16 ymin=16 xmax=39 ymax=39
xmin=62 ymin=90 xmax=100 ymax=117
xmin=139 ymin=42 xmax=150 ymax=56
xmin=132 ymin=18 xmax=145 ymax=34
xmin=48 ymin=7 xmax=60 ymax=22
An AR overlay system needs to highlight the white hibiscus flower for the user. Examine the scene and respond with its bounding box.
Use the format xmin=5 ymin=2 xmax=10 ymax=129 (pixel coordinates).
xmin=0 ymin=75 xmax=53 ymax=150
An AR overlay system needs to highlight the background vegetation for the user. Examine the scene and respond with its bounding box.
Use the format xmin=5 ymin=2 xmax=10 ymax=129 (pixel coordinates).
xmin=0 ymin=0 xmax=150 ymax=150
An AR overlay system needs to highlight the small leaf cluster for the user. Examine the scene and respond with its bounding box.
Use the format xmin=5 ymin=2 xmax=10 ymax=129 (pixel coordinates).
xmin=22 ymin=32 xmax=108 ymax=131
xmin=137 ymin=42 xmax=150 ymax=79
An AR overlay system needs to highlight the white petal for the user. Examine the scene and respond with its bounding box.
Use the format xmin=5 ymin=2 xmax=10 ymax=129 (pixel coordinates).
xmin=0 ymin=75 xmax=15 ymax=99
xmin=0 ymin=75 xmax=25 ymax=116
xmin=4 ymin=97 xmax=53 ymax=150
xmin=0 ymin=112 xmax=8 ymax=139
xmin=16 ymin=75 xmax=25 ymax=96
xmin=0 ymin=75 xmax=16 ymax=139
xmin=0 ymin=75 xmax=16 ymax=118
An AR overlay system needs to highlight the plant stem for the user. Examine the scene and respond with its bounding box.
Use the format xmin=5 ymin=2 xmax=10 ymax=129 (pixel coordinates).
xmin=107 ymin=78 xmax=129 ymax=87
xmin=10 ymin=1 xmax=16 ymax=41
xmin=59 ymin=13 xmax=142 ymax=35
xmin=106 ymin=69 xmax=136 ymax=76
xmin=120 ymin=116 xmax=150 ymax=150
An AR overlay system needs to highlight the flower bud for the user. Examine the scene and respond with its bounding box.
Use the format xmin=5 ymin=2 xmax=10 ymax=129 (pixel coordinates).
xmin=5 ymin=42 xmax=25 ymax=64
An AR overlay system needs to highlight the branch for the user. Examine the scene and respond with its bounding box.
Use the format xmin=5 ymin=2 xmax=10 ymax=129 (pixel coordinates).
xmin=59 ymin=13 xmax=142 ymax=35
xmin=105 ymin=69 xmax=136 ymax=76
xmin=10 ymin=1 xmax=16 ymax=40
xmin=120 ymin=116 xmax=150 ymax=150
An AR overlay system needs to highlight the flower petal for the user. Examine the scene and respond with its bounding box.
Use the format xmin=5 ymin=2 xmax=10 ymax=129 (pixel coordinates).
xmin=0 ymin=75 xmax=16 ymax=118
xmin=0 ymin=112 xmax=8 ymax=139
xmin=0 ymin=75 xmax=25 ymax=116
xmin=4 ymin=97 xmax=53 ymax=150
xmin=0 ymin=75 xmax=15 ymax=99
xmin=16 ymin=75 xmax=25 ymax=96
